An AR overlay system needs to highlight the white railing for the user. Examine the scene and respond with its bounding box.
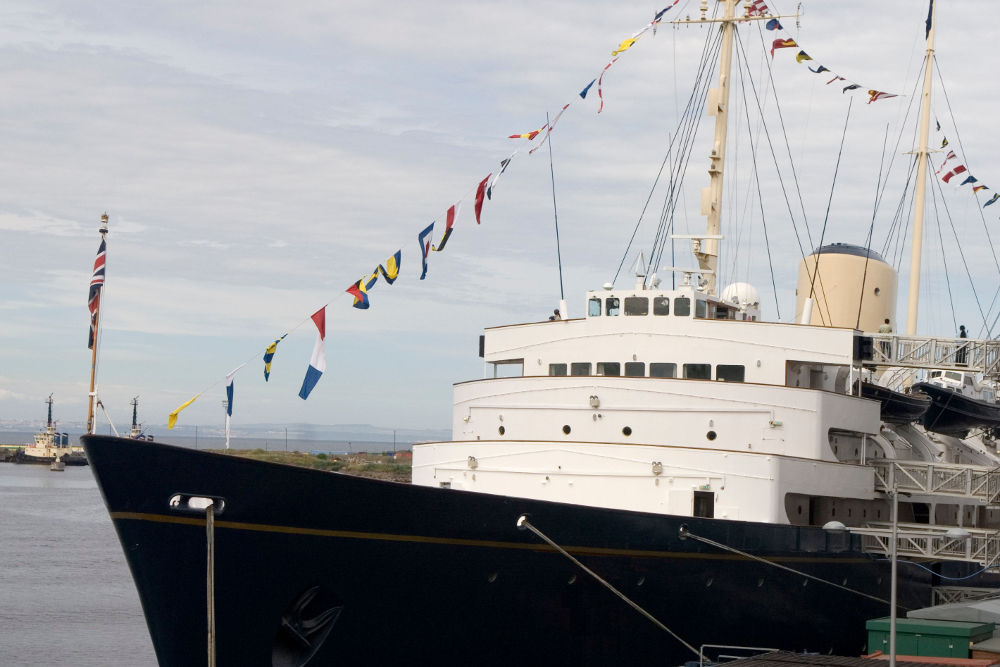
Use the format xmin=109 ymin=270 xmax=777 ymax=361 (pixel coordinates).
xmin=932 ymin=586 xmax=999 ymax=605
xmin=868 ymin=334 xmax=1000 ymax=377
xmin=855 ymin=522 xmax=1000 ymax=569
xmin=870 ymin=460 xmax=1000 ymax=505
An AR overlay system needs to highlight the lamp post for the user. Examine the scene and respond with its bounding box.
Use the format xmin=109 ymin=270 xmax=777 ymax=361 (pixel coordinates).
xmin=825 ymin=499 xmax=972 ymax=667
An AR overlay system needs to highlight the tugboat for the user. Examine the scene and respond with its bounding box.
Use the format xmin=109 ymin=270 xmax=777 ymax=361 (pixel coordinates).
xmin=15 ymin=395 xmax=87 ymax=466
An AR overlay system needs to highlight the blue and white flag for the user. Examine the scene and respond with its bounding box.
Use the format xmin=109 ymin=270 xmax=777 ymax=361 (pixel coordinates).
xmin=224 ymin=363 xmax=246 ymax=449
xmin=417 ymin=222 xmax=434 ymax=280
xmin=298 ymin=307 xmax=327 ymax=400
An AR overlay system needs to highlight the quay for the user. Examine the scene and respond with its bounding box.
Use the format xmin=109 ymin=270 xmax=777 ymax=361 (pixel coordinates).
xmin=0 ymin=445 xmax=23 ymax=462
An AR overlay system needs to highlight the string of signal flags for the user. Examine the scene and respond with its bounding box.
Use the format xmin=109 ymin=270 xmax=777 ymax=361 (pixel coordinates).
xmin=163 ymin=0 xmax=910 ymax=430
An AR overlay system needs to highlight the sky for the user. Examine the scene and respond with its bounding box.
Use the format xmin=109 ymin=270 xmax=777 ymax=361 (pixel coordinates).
xmin=2 ymin=0 xmax=999 ymax=436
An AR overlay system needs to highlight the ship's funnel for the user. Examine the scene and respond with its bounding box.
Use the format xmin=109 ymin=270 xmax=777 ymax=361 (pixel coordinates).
xmin=795 ymin=243 xmax=897 ymax=331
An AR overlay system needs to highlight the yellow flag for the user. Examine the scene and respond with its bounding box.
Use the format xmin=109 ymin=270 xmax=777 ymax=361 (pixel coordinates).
xmin=611 ymin=37 xmax=637 ymax=56
xmin=168 ymin=393 xmax=201 ymax=430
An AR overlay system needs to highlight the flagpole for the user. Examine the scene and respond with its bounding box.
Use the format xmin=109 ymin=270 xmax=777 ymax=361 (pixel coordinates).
xmin=86 ymin=213 xmax=109 ymax=435
xmin=905 ymin=0 xmax=937 ymax=336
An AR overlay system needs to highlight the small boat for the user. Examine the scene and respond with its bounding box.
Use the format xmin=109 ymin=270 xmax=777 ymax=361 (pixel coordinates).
xmin=860 ymin=381 xmax=931 ymax=424
xmin=15 ymin=395 xmax=87 ymax=466
xmin=915 ymin=372 xmax=1000 ymax=438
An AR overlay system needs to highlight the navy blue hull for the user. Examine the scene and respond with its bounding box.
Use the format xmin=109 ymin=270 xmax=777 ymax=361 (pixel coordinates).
xmin=85 ymin=435 xmax=936 ymax=666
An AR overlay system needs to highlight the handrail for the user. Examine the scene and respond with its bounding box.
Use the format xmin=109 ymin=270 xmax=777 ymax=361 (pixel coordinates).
xmin=867 ymin=334 xmax=1000 ymax=378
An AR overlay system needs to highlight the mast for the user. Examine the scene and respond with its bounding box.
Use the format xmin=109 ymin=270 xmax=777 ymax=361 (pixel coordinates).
xmin=905 ymin=0 xmax=937 ymax=335
xmin=46 ymin=393 xmax=54 ymax=428
xmin=681 ymin=0 xmax=792 ymax=294
xmin=693 ymin=0 xmax=739 ymax=296
xmin=86 ymin=213 xmax=109 ymax=435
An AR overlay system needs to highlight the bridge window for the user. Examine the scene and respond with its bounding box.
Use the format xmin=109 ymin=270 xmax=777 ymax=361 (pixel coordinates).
xmin=674 ymin=297 xmax=691 ymax=316
xmin=695 ymin=300 xmax=708 ymax=319
xmin=589 ymin=297 xmax=602 ymax=317
xmin=650 ymin=363 xmax=677 ymax=378
xmin=571 ymin=362 xmax=591 ymax=376
xmin=716 ymin=365 xmax=745 ymax=382
xmin=653 ymin=296 xmax=670 ymax=315
xmin=606 ymin=297 xmax=620 ymax=316
xmin=683 ymin=363 xmax=712 ymax=380
xmin=549 ymin=363 xmax=567 ymax=376
xmin=624 ymin=362 xmax=645 ymax=377
xmin=596 ymin=362 xmax=621 ymax=376
xmin=624 ymin=297 xmax=648 ymax=316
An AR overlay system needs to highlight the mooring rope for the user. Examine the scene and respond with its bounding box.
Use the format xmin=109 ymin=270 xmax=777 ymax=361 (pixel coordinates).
xmin=516 ymin=515 xmax=701 ymax=657
xmin=679 ymin=526 xmax=900 ymax=608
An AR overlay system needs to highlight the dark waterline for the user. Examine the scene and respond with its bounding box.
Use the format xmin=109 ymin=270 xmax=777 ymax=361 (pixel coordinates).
xmin=0 ymin=464 xmax=157 ymax=666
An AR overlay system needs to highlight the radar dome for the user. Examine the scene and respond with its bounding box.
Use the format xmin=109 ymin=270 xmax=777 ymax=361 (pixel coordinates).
xmin=721 ymin=283 xmax=761 ymax=320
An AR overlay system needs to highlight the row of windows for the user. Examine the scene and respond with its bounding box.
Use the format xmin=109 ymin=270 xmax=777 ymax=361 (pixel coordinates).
xmin=589 ymin=296 xmax=735 ymax=320
xmin=548 ymin=362 xmax=745 ymax=382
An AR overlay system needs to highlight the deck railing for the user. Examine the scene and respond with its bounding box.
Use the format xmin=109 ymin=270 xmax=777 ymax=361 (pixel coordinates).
xmin=868 ymin=334 xmax=1000 ymax=378
xmin=870 ymin=460 xmax=1000 ymax=505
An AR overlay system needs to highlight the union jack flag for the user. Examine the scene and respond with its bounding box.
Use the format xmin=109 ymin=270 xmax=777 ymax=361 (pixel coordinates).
xmin=87 ymin=238 xmax=106 ymax=349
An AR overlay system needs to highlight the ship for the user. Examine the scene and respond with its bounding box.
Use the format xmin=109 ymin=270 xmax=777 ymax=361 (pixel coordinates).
xmin=84 ymin=2 xmax=1000 ymax=666
xmin=15 ymin=395 xmax=87 ymax=465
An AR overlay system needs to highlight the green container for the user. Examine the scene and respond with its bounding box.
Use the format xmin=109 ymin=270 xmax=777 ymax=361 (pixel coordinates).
xmin=866 ymin=617 xmax=995 ymax=658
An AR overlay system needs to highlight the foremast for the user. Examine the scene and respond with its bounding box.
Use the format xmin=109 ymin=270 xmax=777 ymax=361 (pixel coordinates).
xmin=677 ymin=0 xmax=795 ymax=295
xmin=86 ymin=213 xmax=109 ymax=435
xmin=905 ymin=0 xmax=937 ymax=335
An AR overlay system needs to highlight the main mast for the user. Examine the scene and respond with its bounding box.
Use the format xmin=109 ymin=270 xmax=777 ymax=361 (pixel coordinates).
xmin=905 ymin=0 xmax=938 ymax=335
xmin=684 ymin=0 xmax=792 ymax=295
xmin=86 ymin=213 xmax=109 ymax=435
xmin=693 ymin=0 xmax=739 ymax=295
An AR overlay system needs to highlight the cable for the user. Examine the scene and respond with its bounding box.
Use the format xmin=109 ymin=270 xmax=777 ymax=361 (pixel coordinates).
xmin=680 ymin=527 xmax=898 ymax=608
xmin=516 ymin=515 xmax=701 ymax=657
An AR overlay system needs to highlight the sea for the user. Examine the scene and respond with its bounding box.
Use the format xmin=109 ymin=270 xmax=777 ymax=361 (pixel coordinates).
xmin=0 ymin=433 xmax=407 ymax=666
xmin=0 ymin=463 xmax=157 ymax=666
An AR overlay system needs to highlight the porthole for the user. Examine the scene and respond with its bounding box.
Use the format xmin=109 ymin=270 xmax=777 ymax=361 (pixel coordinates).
xmin=874 ymin=287 xmax=881 ymax=296
xmin=567 ymin=574 xmax=577 ymax=585
xmin=487 ymin=572 xmax=498 ymax=583
xmin=757 ymin=578 xmax=764 ymax=587
xmin=705 ymin=577 xmax=713 ymax=587
xmin=498 ymin=425 xmax=505 ymax=436
xmin=622 ymin=426 xmax=632 ymax=436
xmin=562 ymin=424 xmax=571 ymax=435
xmin=636 ymin=576 xmax=645 ymax=587
xmin=706 ymin=430 xmax=717 ymax=441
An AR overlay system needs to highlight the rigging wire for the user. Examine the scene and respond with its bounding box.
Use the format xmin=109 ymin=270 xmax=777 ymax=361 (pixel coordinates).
xmin=874 ymin=67 xmax=924 ymax=266
xmin=734 ymin=27 xmax=837 ymax=324
xmin=545 ymin=110 xmax=565 ymax=301
xmin=934 ymin=58 xmax=1000 ymax=336
xmin=612 ymin=22 xmax=723 ymax=286
xmin=645 ymin=25 xmax=724 ymax=282
xmin=933 ymin=171 xmax=989 ymax=333
xmin=856 ymin=124 xmax=892 ymax=330
xmin=734 ymin=45 xmax=781 ymax=318
xmin=805 ymin=97 xmax=853 ymax=308
xmin=929 ymin=181 xmax=959 ymax=334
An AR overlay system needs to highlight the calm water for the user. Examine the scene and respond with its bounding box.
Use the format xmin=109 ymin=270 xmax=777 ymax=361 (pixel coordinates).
xmin=0 ymin=464 xmax=157 ymax=666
